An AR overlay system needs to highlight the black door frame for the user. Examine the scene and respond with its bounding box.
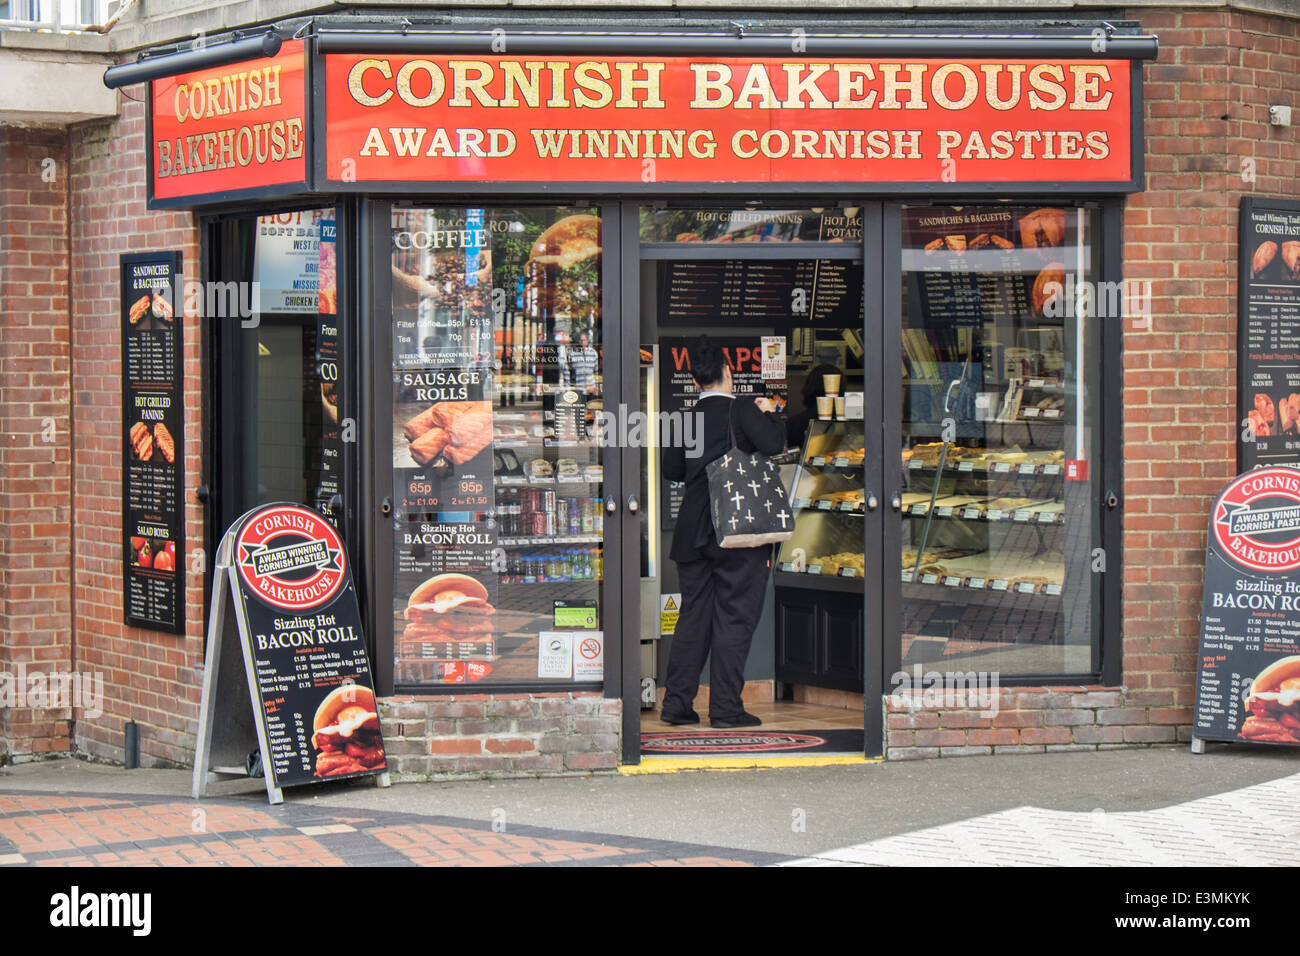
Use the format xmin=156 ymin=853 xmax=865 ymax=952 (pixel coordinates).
xmin=627 ymin=202 xmax=881 ymax=761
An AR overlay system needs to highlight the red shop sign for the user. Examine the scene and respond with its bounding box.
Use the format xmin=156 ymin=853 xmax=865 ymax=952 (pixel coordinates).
xmin=151 ymin=38 xmax=308 ymax=201
xmin=322 ymin=55 xmax=1133 ymax=187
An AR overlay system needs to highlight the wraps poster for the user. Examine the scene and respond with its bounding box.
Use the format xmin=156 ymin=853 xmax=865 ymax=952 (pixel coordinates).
xmin=658 ymin=336 xmax=787 ymax=528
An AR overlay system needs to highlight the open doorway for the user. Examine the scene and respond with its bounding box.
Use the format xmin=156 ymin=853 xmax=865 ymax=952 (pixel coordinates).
xmin=632 ymin=206 xmax=871 ymax=759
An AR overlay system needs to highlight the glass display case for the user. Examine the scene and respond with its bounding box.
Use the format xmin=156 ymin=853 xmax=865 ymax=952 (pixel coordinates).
xmin=776 ymin=420 xmax=867 ymax=581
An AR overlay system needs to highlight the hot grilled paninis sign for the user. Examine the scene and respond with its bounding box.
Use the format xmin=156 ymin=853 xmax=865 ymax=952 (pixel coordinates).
xmin=151 ymin=39 xmax=307 ymax=200
xmin=323 ymin=56 xmax=1132 ymax=185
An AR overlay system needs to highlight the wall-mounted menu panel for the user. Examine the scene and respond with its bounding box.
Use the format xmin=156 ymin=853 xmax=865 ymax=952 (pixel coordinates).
xmin=121 ymin=251 xmax=185 ymax=634
xmin=1238 ymin=197 xmax=1300 ymax=471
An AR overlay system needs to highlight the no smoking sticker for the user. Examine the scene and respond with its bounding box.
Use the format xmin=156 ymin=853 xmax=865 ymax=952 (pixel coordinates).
xmin=575 ymin=632 xmax=604 ymax=681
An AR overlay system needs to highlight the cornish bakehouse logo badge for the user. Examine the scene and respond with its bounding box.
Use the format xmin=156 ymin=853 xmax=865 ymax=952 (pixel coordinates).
xmin=235 ymin=505 xmax=346 ymax=610
xmin=1212 ymin=468 xmax=1300 ymax=573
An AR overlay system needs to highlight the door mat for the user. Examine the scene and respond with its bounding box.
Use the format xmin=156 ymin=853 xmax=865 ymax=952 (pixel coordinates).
xmin=640 ymin=728 xmax=864 ymax=756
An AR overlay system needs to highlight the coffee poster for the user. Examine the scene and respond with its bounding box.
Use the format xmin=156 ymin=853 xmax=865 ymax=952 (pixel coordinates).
xmin=121 ymin=251 xmax=185 ymax=634
xmin=1237 ymin=197 xmax=1300 ymax=471
xmin=1193 ymin=468 xmax=1300 ymax=748
xmin=230 ymin=503 xmax=386 ymax=787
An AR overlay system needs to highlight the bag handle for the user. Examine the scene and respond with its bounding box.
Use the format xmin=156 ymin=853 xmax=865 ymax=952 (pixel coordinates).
xmin=727 ymin=394 xmax=738 ymax=450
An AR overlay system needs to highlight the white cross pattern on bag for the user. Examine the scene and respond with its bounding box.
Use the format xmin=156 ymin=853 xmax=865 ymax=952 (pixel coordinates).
xmin=729 ymin=514 xmax=739 ymax=530
xmin=764 ymin=499 xmax=773 ymax=512
xmin=745 ymin=509 xmax=755 ymax=523
xmin=763 ymin=471 xmax=772 ymax=484
xmin=735 ymin=460 xmax=746 ymax=476
xmin=777 ymin=509 xmax=790 ymax=528
xmin=730 ymin=491 xmax=745 ymax=510
xmin=723 ymin=480 xmax=734 ymax=494
xmin=747 ymin=480 xmax=761 ymax=496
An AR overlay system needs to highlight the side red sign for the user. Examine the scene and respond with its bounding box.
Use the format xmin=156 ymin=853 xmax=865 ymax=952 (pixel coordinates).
xmin=151 ymin=38 xmax=307 ymax=200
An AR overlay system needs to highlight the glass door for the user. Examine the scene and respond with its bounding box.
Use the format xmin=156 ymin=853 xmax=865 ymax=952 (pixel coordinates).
xmin=381 ymin=205 xmax=627 ymax=698
xmin=632 ymin=205 xmax=881 ymax=761
xmin=206 ymin=206 xmax=348 ymax=566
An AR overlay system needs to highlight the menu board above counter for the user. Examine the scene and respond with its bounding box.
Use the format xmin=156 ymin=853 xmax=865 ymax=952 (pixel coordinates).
xmin=121 ymin=252 xmax=185 ymax=634
xmin=1238 ymin=197 xmax=1300 ymax=471
xmin=659 ymin=259 xmax=863 ymax=328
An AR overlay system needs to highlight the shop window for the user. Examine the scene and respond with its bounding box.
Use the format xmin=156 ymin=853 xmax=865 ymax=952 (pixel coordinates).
xmin=898 ymin=204 xmax=1102 ymax=676
xmin=390 ymin=206 xmax=606 ymax=688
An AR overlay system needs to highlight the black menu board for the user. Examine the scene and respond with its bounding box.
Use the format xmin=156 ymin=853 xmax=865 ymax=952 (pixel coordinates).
xmin=1237 ymin=197 xmax=1300 ymax=471
xmin=230 ymin=503 xmax=386 ymax=787
xmin=1193 ymin=468 xmax=1300 ymax=748
xmin=121 ymin=252 xmax=184 ymax=634
xmin=660 ymin=259 xmax=863 ymax=328
xmin=904 ymin=207 xmax=1034 ymax=329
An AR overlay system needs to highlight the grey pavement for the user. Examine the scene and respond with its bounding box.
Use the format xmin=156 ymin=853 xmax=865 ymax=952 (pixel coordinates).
xmin=2 ymin=743 xmax=1298 ymax=860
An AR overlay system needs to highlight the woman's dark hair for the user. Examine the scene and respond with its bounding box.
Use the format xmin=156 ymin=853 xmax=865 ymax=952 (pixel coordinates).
xmin=802 ymin=364 xmax=843 ymax=404
xmin=688 ymin=335 xmax=728 ymax=389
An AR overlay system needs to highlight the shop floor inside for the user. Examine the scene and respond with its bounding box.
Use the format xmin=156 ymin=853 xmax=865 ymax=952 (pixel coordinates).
xmin=638 ymin=700 xmax=866 ymax=759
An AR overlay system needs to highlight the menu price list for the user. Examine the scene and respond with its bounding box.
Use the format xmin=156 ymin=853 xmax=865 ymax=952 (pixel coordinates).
xmin=241 ymin=595 xmax=379 ymax=788
xmin=126 ymin=463 xmax=179 ymax=514
xmin=121 ymin=252 xmax=185 ymax=635
xmin=1238 ymin=198 xmax=1300 ymax=469
xmin=126 ymin=574 xmax=177 ymax=629
xmin=661 ymin=259 xmax=863 ymax=327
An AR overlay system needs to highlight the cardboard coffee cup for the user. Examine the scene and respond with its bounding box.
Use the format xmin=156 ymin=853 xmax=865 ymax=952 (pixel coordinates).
xmin=816 ymin=396 xmax=834 ymax=419
xmin=823 ymin=373 xmax=841 ymax=396
xmin=834 ymin=396 xmax=846 ymax=418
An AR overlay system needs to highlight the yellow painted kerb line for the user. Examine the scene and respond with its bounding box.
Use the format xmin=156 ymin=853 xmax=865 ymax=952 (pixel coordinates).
xmin=619 ymin=754 xmax=878 ymax=774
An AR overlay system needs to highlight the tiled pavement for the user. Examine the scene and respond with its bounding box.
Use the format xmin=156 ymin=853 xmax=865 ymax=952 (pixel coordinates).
xmin=780 ymin=770 xmax=1300 ymax=866
xmin=0 ymin=792 xmax=789 ymax=867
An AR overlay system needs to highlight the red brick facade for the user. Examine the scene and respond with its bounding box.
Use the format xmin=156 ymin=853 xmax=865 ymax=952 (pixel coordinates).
xmin=0 ymin=126 xmax=74 ymax=759
xmin=1119 ymin=7 xmax=1300 ymax=730
xmin=1 ymin=8 xmax=1298 ymax=770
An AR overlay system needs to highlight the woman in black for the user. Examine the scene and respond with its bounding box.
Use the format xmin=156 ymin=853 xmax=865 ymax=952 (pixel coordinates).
xmin=660 ymin=336 xmax=787 ymax=728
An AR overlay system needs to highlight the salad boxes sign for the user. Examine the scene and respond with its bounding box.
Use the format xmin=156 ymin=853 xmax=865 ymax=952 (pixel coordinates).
xmin=1193 ymin=468 xmax=1300 ymax=751
xmin=193 ymin=503 xmax=389 ymax=804
xmin=121 ymin=251 xmax=185 ymax=634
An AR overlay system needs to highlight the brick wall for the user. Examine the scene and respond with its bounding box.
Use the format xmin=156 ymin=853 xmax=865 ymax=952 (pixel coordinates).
xmin=67 ymin=92 xmax=205 ymax=767
xmin=887 ymin=686 xmax=1189 ymax=759
xmin=0 ymin=127 xmax=74 ymax=761
xmin=380 ymin=693 xmax=622 ymax=778
xmin=1118 ymin=8 xmax=1300 ymax=728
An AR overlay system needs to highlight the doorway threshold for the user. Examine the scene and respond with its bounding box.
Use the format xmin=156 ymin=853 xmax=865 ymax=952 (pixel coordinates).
xmin=622 ymin=753 xmax=876 ymax=774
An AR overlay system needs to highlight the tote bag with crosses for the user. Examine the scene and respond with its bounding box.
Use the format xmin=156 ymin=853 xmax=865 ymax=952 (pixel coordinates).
xmin=706 ymin=403 xmax=794 ymax=548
